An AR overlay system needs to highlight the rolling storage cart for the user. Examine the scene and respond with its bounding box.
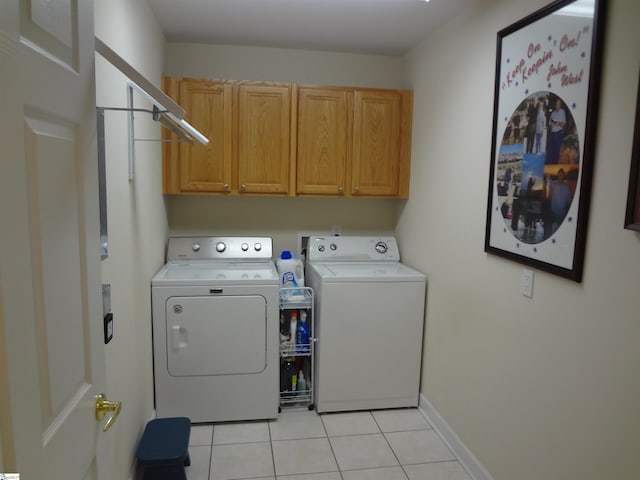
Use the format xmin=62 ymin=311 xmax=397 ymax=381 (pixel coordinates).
xmin=279 ymin=287 xmax=315 ymax=410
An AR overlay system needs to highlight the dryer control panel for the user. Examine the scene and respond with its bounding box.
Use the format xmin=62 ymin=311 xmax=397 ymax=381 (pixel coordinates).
xmin=167 ymin=236 xmax=273 ymax=262
xmin=307 ymin=236 xmax=400 ymax=262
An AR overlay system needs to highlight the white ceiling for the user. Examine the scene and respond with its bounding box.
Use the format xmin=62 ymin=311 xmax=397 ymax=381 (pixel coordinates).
xmin=146 ymin=0 xmax=479 ymax=56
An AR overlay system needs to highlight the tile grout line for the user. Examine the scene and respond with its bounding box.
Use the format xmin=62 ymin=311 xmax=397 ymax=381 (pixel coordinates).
xmin=207 ymin=424 xmax=214 ymax=480
xmin=319 ymin=413 xmax=345 ymax=480
xmin=268 ymin=418 xmax=278 ymax=479
xmin=372 ymin=413 xmax=411 ymax=480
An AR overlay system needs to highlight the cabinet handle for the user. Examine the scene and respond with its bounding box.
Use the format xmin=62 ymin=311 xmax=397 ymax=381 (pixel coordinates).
xmin=353 ymin=186 xmax=360 ymax=193
xmin=241 ymin=184 xmax=247 ymax=191
xmin=223 ymin=183 xmax=230 ymax=191
xmin=338 ymin=186 xmax=344 ymax=193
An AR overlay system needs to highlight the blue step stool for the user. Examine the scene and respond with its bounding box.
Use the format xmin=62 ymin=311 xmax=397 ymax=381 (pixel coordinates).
xmin=136 ymin=417 xmax=191 ymax=480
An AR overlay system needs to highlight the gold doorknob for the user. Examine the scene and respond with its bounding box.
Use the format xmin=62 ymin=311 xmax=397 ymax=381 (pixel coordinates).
xmin=95 ymin=393 xmax=122 ymax=432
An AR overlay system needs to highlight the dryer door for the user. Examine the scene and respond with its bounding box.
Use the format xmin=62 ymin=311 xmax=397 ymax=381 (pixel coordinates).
xmin=166 ymin=295 xmax=267 ymax=376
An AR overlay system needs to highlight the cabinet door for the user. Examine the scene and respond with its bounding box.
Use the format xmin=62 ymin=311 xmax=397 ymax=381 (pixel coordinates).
xmin=238 ymin=84 xmax=291 ymax=194
xmin=296 ymin=87 xmax=350 ymax=195
xmin=178 ymin=78 xmax=233 ymax=193
xmin=352 ymin=89 xmax=403 ymax=196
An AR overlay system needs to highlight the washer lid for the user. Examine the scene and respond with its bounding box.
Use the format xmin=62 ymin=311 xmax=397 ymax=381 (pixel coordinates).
xmin=152 ymin=261 xmax=279 ymax=286
xmin=309 ymin=261 xmax=425 ymax=282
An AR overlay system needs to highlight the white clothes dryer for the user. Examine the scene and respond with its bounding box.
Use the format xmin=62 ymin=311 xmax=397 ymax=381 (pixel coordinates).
xmin=306 ymin=236 xmax=426 ymax=413
xmin=151 ymin=237 xmax=279 ymax=423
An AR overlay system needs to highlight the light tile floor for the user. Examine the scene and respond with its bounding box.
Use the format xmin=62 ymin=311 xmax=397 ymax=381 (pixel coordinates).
xmin=185 ymin=408 xmax=474 ymax=480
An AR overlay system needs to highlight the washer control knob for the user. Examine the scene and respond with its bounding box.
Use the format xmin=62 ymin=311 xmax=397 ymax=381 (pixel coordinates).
xmin=241 ymin=243 xmax=249 ymax=251
xmin=330 ymin=243 xmax=337 ymax=251
xmin=375 ymin=241 xmax=388 ymax=254
xmin=192 ymin=243 xmax=201 ymax=252
xmin=216 ymin=242 xmax=226 ymax=253
xmin=254 ymin=243 xmax=262 ymax=251
xmin=318 ymin=245 xmax=325 ymax=252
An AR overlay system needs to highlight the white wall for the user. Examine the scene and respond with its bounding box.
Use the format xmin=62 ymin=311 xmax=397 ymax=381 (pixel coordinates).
xmin=165 ymin=42 xmax=408 ymax=87
xmin=164 ymin=43 xmax=409 ymax=253
xmin=398 ymin=0 xmax=640 ymax=479
xmin=167 ymin=195 xmax=402 ymax=256
xmin=94 ymin=1 xmax=168 ymax=478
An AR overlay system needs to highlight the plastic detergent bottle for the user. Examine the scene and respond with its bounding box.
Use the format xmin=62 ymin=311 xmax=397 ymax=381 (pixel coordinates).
xmin=289 ymin=310 xmax=298 ymax=351
xmin=296 ymin=371 xmax=307 ymax=395
xmin=277 ymin=250 xmax=304 ymax=295
xmin=296 ymin=310 xmax=310 ymax=354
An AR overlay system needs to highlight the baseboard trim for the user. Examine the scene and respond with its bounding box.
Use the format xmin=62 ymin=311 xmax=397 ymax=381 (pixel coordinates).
xmin=419 ymin=393 xmax=495 ymax=480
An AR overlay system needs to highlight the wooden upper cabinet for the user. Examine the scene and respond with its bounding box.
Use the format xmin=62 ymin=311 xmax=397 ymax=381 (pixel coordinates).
xmin=238 ymin=84 xmax=292 ymax=194
xmin=162 ymin=78 xmax=292 ymax=195
xmin=296 ymin=86 xmax=412 ymax=198
xmin=162 ymin=77 xmax=413 ymax=198
xmin=163 ymin=77 xmax=233 ymax=194
xmin=352 ymin=89 xmax=412 ymax=197
xmin=296 ymin=87 xmax=351 ymax=195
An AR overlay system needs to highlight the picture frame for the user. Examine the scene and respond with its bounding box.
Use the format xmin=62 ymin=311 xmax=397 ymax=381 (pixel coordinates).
xmin=624 ymin=72 xmax=640 ymax=231
xmin=484 ymin=0 xmax=607 ymax=282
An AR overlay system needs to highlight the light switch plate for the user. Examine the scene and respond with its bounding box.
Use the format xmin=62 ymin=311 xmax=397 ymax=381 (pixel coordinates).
xmin=522 ymin=269 xmax=534 ymax=298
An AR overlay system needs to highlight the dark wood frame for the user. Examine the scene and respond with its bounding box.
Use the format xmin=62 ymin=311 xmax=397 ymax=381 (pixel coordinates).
xmin=484 ymin=0 xmax=607 ymax=282
xmin=624 ymin=72 xmax=640 ymax=231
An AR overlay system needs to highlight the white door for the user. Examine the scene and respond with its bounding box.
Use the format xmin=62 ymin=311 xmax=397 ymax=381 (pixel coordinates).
xmin=0 ymin=1 xmax=111 ymax=478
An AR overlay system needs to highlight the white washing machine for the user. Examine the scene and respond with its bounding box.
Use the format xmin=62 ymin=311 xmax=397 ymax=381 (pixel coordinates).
xmin=306 ymin=236 xmax=426 ymax=413
xmin=151 ymin=236 xmax=279 ymax=423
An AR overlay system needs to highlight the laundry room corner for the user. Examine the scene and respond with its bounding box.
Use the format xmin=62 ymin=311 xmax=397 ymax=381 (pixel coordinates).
xmin=94 ymin=0 xmax=169 ymax=478
xmin=397 ymin=1 xmax=640 ymax=479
